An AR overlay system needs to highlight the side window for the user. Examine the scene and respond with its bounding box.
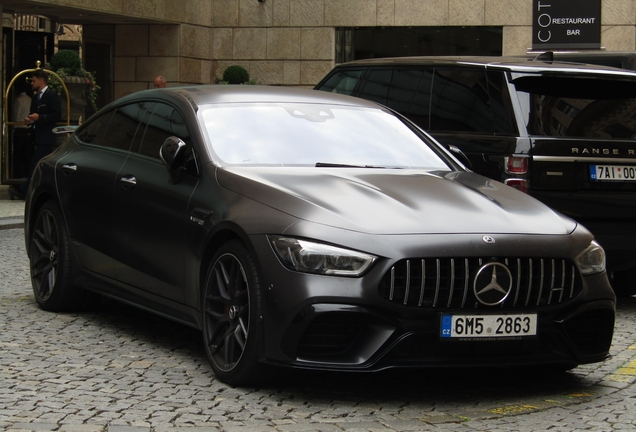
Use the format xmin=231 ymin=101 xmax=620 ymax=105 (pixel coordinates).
xmin=486 ymin=70 xmax=516 ymax=135
xmin=318 ymin=69 xmax=364 ymax=95
xmin=100 ymin=104 xmax=146 ymax=151
xmin=138 ymin=103 xmax=191 ymax=161
xmin=357 ymin=69 xmax=392 ymax=105
xmin=129 ymin=102 xmax=157 ymax=153
xmin=386 ymin=68 xmax=433 ymax=130
xmin=76 ymin=110 xmax=114 ymax=145
xmin=430 ymin=67 xmax=495 ymax=134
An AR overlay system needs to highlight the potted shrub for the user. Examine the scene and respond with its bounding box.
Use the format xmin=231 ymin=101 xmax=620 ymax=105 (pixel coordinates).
xmin=46 ymin=50 xmax=100 ymax=123
xmin=219 ymin=65 xmax=257 ymax=84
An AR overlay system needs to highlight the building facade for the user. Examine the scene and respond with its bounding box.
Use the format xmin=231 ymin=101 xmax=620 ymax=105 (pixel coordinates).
xmin=2 ymin=0 xmax=636 ymax=185
xmin=2 ymin=1 xmax=636 ymax=97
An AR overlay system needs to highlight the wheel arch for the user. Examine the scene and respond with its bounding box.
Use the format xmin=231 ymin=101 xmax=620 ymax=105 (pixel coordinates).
xmin=25 ymin=189 xmax=59 ymax=254
xmin=197 ymin=222 xmax=265 ymax=308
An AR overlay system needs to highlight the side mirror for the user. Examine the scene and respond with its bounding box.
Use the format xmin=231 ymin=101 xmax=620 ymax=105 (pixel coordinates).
xmin=160 ymin=136 xmax=187 ymax=184
xmin=53 ymin=126 xmax=79 ymax=135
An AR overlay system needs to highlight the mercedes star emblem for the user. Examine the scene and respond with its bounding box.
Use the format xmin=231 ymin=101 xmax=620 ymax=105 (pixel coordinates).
xmin=473 ymin=262 xmax=512 ymax=306
xmin=482 ymin=235 xmax=495 ymax=244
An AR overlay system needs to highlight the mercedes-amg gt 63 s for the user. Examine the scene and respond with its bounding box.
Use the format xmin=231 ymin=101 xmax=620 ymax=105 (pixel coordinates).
xmin=25 ymin=86 xmax=615 ymax=385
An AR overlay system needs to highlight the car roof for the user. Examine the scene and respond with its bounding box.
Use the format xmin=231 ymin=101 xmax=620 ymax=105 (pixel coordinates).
xmin=329 ymin=55 xmax=636 ymax=78
xmin=114 ymin=85 xmax=381 ymax=112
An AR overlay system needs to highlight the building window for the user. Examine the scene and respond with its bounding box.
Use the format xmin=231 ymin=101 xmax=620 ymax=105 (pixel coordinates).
xmin=336 ymin=27 xmax=503 ymax=63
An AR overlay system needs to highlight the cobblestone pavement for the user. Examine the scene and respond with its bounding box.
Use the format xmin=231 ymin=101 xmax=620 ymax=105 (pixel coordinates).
xmin=1 ymin=226 xmax=636 ymax=432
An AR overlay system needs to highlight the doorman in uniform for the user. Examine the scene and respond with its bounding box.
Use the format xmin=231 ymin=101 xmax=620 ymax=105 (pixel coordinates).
xmin=9 ymin=70 xmax=61 ymax=200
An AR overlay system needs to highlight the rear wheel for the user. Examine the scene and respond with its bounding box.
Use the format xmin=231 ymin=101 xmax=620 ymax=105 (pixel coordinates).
xmin=202 ymin=240 xmax=264 ymax=386
xmin=29 ymin=201 xmax=90 ymax=311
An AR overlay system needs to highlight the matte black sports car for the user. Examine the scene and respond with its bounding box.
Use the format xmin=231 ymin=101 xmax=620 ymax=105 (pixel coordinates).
xmin=25 ymin=86 xmax=615 ymax=385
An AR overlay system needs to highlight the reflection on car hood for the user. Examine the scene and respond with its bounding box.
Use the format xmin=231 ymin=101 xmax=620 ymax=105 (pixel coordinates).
xmin=218 ymin=167 xmax=576 ymax=235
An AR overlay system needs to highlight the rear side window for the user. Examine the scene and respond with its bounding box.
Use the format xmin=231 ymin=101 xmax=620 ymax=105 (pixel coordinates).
xmin=486 ymin=70 xmax=516 ymax=135
xmin=430 ymin=67 xmax=496 ymax=134
xmin=357 ymin=69 xmax=392 ymax=105
xmin=76 ymin=110 xmax=114 ymax=145
xmin=100 ymin=104 xmax=146 ymax=151
xmin=513 ymin=74 xmax=636 ymax=139
xmin=317 ymin=69 xmax=364 ymax=95
xmin=387 ymin=69 xmax=433 ymax=130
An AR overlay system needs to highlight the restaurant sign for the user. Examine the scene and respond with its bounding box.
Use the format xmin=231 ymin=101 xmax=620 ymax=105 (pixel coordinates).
xmin=532 ymin=0 xmax=601 ymax=50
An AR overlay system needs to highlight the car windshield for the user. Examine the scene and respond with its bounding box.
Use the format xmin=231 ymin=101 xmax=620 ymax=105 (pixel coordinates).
xmin=199 ymin=103 xmax=451 ymax=169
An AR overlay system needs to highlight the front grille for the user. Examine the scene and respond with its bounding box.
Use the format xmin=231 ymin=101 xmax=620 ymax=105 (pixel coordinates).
xmin=379 ymin=257 xmax=582 ymax=309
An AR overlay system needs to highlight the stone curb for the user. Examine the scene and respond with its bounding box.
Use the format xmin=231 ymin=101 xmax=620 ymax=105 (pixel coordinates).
xmin=0 ymin=216 xmax=24 ymax=230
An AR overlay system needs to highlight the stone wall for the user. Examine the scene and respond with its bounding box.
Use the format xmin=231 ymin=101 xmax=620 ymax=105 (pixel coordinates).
xmin=112 ymin=22 xmax=212 ymax=100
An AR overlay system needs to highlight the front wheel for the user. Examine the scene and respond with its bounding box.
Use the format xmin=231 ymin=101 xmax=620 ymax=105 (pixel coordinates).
xmin=29 ymin=201 xmax=89 ymax=311
xmin=202 ymin=240 xmax=264 ymax=386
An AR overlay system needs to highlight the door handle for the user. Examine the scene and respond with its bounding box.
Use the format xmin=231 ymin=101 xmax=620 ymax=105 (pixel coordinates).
xmin=62 ymin=163 xmax=77 ymax=175
xmin=119 ymin=175 xmax=137 ymax=188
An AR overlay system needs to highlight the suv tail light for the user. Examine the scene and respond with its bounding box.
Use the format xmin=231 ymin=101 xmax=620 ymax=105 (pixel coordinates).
xmin=505 ymin=178 xmax=528 ymax=193
xmin=505 ymin=156 xmax=528 ymax=174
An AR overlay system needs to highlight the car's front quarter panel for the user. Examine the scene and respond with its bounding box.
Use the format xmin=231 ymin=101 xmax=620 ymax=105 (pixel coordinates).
xmin=181 ymin=166 xmax=302 ymax=319
xmin=24 ymin=146 xmax=67 ymax=256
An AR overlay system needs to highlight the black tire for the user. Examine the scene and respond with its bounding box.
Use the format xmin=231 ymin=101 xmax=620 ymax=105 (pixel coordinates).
xmin=202 ymin=240 xmax=264 ymax=386
xmin=29 ymin=201 xmax=89 ymax=311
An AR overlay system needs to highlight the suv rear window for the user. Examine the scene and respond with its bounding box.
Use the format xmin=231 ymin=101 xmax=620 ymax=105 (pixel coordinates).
xmin=512 ymin=74 xmax=636 ymax=139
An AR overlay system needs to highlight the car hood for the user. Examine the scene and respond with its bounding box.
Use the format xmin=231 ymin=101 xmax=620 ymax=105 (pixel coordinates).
xmin=217 ymin=167 xmax=576 ymax=235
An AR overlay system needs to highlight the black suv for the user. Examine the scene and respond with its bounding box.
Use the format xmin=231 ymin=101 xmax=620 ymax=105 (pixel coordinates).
xmin=315 ymin=56 xmax=636 ymax=294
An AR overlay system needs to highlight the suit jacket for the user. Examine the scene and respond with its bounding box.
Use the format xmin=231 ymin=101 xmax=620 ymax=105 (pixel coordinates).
xmin=30 ymin=87 xmax=62 ymax=146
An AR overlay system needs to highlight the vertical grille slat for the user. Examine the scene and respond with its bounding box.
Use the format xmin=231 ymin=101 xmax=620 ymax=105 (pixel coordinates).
xmin=525 ymin=259 xmax=533 ymax=307
xmin=536 ymin=259 xmax=545 ymax=306
xmin=447 ymin=259 xmax=455 ymax=308
xmin=560 ymin=260 xmax=566 ymax=302
xmin=379 ymin=256 xmax=582 ymax=309
xmin=433 ymin=260 xmax=441 ymax=307
xmin=513 ymin=258 xmax=521 ymax=307
xmin=461 ymin=259 xmax=469 ymax=308
xmin=418 ymin=259 xmax=425 ymax=306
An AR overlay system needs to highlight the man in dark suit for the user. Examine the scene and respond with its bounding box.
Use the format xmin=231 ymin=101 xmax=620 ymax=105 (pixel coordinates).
xmin=9 ymin=69 xmax=62 ymax=200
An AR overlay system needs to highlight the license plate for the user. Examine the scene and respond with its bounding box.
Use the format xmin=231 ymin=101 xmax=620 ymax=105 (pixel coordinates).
xmin=440 ymin=314 xmax=537 ymax=339
xmin=590 ymin=165 xmax=636 ymax=181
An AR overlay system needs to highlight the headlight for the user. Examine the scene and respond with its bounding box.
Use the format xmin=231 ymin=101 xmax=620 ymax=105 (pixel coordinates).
xmin=576 ymin=240 xmax=606 ymax=275
xmin=269 ymin=236 xmax=376 ymax=277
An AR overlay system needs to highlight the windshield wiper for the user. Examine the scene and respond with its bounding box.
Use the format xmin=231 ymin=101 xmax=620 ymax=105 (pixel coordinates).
xmin=315 ymin=162 xmax=389 ymax=168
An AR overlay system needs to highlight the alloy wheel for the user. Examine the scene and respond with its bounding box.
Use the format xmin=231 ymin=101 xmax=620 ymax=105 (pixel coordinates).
xmin=203 ymin=252 xmax=251 ymax=372
xmin=30 ymin=209 xmax=59 ymax=302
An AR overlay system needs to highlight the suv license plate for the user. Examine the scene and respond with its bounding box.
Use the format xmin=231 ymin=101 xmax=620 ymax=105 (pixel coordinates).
xmin=440 ymin=314 xmax=537 ymax=339
xmin=590 ymin=165 xmax=636 ymax=181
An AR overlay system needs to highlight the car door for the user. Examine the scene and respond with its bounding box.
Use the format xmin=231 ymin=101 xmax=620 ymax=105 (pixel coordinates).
xmin=56 ymin=107 xmax=138 ymax=277
xmin=112 ymin=102 xmax=198 ymax=302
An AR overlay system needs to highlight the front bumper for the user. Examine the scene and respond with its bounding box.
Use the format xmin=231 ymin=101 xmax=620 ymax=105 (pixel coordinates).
xmin=252 ymin=232 xmax=616 ymax=372
xmin=269 ymin=298 xmax=614 ymax=371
